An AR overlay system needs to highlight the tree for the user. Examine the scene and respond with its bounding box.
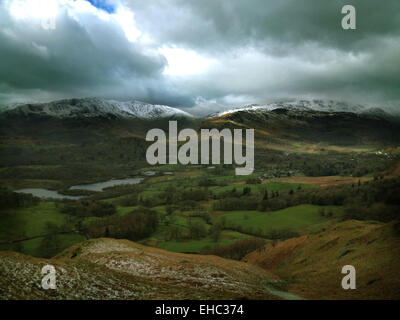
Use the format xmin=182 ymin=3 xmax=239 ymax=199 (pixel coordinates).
xmin=166 ymin=205 xmax=174 ymax=216
xmin=37 ymin=234 xmax=61 ymax=258
xmin=188 ymin=221 xmax=207 ymax=239
xmin=210 ymin=223 xmax=223 ymax=242
xmin=242 ymin=187 xmax=251 ymax=196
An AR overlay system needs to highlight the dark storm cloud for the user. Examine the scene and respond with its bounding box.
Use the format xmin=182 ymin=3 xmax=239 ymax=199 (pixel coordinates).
xmin=0 ymin=0 xmax=174 ymax=105
xmin=126 ymin=0 xmax=400 ymax=53
xmin=1 ymin=0 xmax=400 ymax=112
xmin=121 ymin=0 xmax=400 ymax=111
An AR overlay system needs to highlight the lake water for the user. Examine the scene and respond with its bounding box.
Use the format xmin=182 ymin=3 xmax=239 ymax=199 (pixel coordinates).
xmin=15 ymin=188 xmax=82 ymax=200
xmin=16 ymin=177 xmax=144 ymax=199
xmin=69 ymin=177 xmax=144 ymax=192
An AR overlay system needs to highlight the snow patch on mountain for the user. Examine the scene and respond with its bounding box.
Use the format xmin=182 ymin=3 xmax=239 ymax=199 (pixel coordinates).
xmin=210 ymin=99 xmax=392 ymax=118
xmin=1 ymin=98 xmax=193 ymax=119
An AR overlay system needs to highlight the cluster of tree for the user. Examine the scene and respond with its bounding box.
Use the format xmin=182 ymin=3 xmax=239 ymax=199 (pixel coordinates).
xmin=35 ymin=222 xmax=65 ymax=258
xmin=0 ymin=188 xmax=39 ymax=210
xmin=256 ymin=177 xmax=400 ymax=222
xmin=118 ymin=194 xmax=138 ymax=206
xmin=198 ymin=178 xmax=218 ymax=187
xmin=187 ymin=220 xmax=208 ymax=239
xmin=245 ymin=178 xmax=262 ymax=184
xmin=216 ymin=187 xmax=244 ymax=199
xmin=181 ymin=188 xmax=209 ymax=201
xmin=218 ymin=217 xmax=299 ymax=240
xmin=190 ymin=211 xmax=211 ymax=224
xmin=136 ymin=186 xmax=210 ymax=209
xmin=213 ymin=196 xmax=259 ymax=211
xmin=343 ymin=204 xmax=400 ymax=222
xmin=254 ymin=148 xmax=397 ymax=179
xmin=163 ymin=219 xmax=209 ymax=242
xmin=138 ymin=195 xmax=164 ymax=207
xmin=36 ymin=233 xmax=62 ymax=258
xmin=203 ymin=238 xmax=266 ymax=260
xmin=86 ymin=208 xmax=158 ymax=241
xmin=265 ymin=229 xmax=300 ymax=240
xmin=59 ymin=200 xmax=116 ymax=217
xmin=0 ymin=135 xmax=149 ymax=175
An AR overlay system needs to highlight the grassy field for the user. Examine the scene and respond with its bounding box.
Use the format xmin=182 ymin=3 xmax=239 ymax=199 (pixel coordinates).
xmin=0 ymin=161 xmax=365 ymax=259
xmin=144 ymin=204 xmax=341 ymax=253
xmin=0 ymin=202 xmax=70 ymax=241
xmin=0 ymin=201 xmax=87 ymax=256
xmin=154 ymin=230 xmax=251 ymax=253
xmin=215 ymin=204 xmax=341 ymax=235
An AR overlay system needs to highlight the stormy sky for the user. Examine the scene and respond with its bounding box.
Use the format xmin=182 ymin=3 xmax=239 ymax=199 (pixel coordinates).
xmin=0 ymin=0 xmax=399 ymax=115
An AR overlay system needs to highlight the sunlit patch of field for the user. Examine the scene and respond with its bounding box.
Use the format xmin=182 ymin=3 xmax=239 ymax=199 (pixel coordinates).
xmin=210 ymin=181 xmax=315 ymax=195
xmin=271 ymin=175 xmax=372 ymax=187
xmin=154 ymin=230 xmax=252 ymax=253
xmin=213 ymin=205 xmax=341 ymax=235
xmin=255 ymin=138 xmax=377 ymax=154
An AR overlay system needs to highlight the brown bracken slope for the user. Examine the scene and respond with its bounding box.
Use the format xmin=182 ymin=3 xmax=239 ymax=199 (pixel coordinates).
xmin=244 ymin=220 xmax=400 ymax=299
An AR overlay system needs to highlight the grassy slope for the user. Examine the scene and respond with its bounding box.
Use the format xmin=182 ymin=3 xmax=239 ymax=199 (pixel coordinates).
xmin=0 ymin=202 xmax=68 ymax=241
xmin=244 ymin=220 xmax=400 ymax=299
xmin=215 ymin=204 xmax=340 ymax=235
xmin=0 ymin=202 xmax=85 ymax=256
xmin=146 ymin=204 xmax=340 ymax=253
xmin=0 ymin=238 xmax=283 ymax=300
xmin=155 ymin=230 xmax=251 ymax=253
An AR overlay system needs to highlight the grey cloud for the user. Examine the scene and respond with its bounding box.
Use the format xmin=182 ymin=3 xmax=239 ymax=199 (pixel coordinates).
xmin=126 ymin=0 xmax=400 ymax=54
xmin=0 ymin=2 xmax=170 ymax=104
xmin=1 ymin=0 xmax=400 ymax=113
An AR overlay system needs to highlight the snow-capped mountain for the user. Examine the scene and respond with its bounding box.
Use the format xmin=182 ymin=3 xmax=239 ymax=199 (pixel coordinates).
xmin=210 ymin=99 xmax=390 ymax=118
xmin=1 ymin=98 xmax=193 ymax=119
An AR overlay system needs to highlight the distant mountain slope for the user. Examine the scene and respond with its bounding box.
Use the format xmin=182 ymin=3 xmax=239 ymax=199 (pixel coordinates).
xmin=204 ymin=107 xmax=400 ymax=146
xmin=0 ymin=98 xmax=193 ymax=120
xmin=244 ymin=220 xmax=400 ymax=300
xmin=0 ymin=238 xmax=283 ymax=300
xmin=0 ymin=98 xmax=199 ymax=143
xmin=1 ymin=97 xmax=399 ymax=146
xmin=210 ymin=99 xmax=396 ymax=119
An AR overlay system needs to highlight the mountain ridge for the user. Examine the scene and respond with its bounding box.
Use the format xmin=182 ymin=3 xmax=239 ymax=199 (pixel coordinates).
xmin=0 ymin=98 xmax=194 ymax=120
xmin=0 ymin=238 xmax=282 ymax=300
xmin=208 ymin=99 xmax=397 ymax=120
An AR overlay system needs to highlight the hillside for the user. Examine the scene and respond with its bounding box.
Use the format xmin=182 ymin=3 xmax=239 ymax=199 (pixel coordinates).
xmin=0 ymin=238 xmax=290 ymax=300
xmin=0 ymin=98 xmax=193 ymax=120
xmin=2 ymin=221 xmax=399 ymax=300
xmin=1 ymin=97 xmax=399 ymax=301
xmin=211 ymin=99 xmax=368 ymax=117
xmin=204 ymin=108 xmax=400 ymax=146
xmin=1 ymin=97 xmax=399 ymax=148
xmin=243 ymin=220 xmax=400 ymax=300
